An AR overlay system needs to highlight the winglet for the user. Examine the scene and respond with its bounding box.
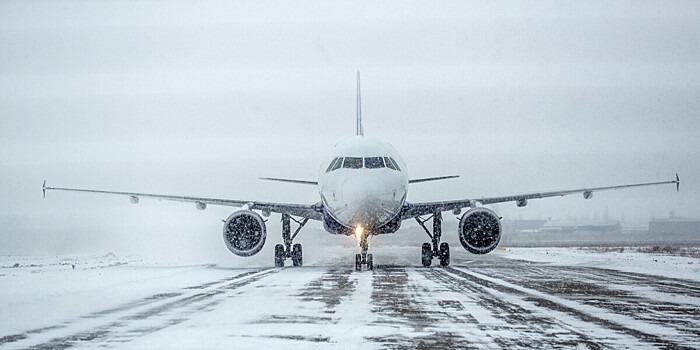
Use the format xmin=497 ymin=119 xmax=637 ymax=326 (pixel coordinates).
xmin=676 ymin=173 xmax=680 ymax=192
xmin=42 ymin=180 xmax=46 ymax=198
xmin=356 ymin=71 xmax=363 ymax=136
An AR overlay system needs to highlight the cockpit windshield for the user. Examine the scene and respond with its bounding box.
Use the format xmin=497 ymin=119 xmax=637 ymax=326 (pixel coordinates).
xmin=330 ymin=157 xmax=343 ymax=171
xmin=326 ymin=157 xmax=340 ymax=172
xmin=384 ymin=157 xmax=401 ymax=171
xmin=342 ymin=157 xmax=363 ymax=169
xmin=364 ymin=157 xmax=385 ymax=169
xmin=326 ymin=156 xmax=401 ymax=171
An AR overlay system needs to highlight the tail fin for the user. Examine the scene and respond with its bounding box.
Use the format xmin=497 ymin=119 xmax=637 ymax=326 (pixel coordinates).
xmin=356 ymin=71 xmax=364 ymax=136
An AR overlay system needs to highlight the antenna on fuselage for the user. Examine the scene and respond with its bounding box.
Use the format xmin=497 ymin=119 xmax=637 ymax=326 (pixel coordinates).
xmin=356 ymin=71 xmax=364 ymax=136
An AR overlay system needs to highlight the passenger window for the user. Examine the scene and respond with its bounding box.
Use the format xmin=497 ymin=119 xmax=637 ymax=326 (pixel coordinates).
xmin=330 ymin=157 xmax=343 ymax=171
xmin=342 ymin=157 xmax=363 ymax=169
xmin=384 ymin=157 xmax=396 ymax=170
xmin=326 ymin=157 xmax=339 ymax=172
xmin=364 ymin=157 xmax=385 ymax=169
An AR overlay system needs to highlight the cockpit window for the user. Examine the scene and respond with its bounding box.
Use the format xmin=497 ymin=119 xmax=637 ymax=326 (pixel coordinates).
xmin=389 ymin=157 xmax=402 ymax=171
xmin=329 ymin=156 xmax=398 ymax=171
xmin=330 ymin=157 xmax=343 ymax=171
xmin=384 ymin=157 xmax=397 ymax=170
xmin=326 ymin=157 xmax=339 ymax=172
xmin=364 ymin=157 xmax=385 ymax=169
xmin=342 ymin=157 xmax=363 ymax=169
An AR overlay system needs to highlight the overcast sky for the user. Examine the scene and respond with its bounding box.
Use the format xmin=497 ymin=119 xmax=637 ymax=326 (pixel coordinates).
xmin=1 ymin=1 xmax=698 ymax=258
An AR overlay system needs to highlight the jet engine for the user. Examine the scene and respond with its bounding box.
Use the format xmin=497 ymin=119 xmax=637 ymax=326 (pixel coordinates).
xmin=222 ymin=210 xmax=267 ymax=257
xmin=458 ymin=207 xmax=502 ymax=255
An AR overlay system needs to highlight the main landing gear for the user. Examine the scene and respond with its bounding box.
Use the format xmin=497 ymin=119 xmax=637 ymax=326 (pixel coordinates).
xmin=274 ymin=213 xmax=309 ymax=267
xmin=355 ymin=230 xmax=374 ymax=272
xmin=415 ymin=212 xmax=450 ymax=267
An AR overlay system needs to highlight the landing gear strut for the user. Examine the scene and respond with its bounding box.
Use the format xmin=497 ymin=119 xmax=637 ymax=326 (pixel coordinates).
xmin=355 ymin=230 xmax=374 ymax=272
xmin=415 ymin=212 xmax=450 ymax=267
xmin=274 ymin=213 xmax=308 ymax=267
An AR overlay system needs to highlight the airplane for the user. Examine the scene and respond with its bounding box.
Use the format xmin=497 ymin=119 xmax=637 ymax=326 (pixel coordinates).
xmin=43 ymin=72 xmax=681 ymax=271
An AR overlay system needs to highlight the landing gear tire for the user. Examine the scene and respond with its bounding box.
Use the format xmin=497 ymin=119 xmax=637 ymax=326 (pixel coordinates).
xmin=292 ymin=243 xmax=303 ymax=267
xmin=355 ymin=253 xmax=362 ymax=271
xmin=439 ymin=242 xmax=450 ymax=267
xmin=274 ymin=244 xmax=285 ymax=267
xmin=422 ymin=243 xmax=433 ymax=267
xmin=366 ymin=253 xmax=374 ymax=271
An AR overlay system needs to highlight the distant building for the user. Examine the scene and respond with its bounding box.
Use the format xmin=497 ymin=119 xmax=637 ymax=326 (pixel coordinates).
xmin=649 ymin=218 xmax=700 ymax=236
xmin=503 ymin=220 xmax=547 ymax=233
xmin=501 ymin=219 xmax=622 ymax=247
xmin=500 ymin=218 xmax=700 ymax=247
xmin=540 ymin=220 xmax=621 ymax=235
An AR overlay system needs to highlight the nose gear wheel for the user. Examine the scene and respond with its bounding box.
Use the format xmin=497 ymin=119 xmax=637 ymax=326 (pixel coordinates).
xmin=355 ymin=230 xmax=374 ymax=271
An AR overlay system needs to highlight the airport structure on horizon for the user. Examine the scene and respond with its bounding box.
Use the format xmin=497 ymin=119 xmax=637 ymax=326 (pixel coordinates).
xmin=43 ymin=73 xmax=681 ymax=271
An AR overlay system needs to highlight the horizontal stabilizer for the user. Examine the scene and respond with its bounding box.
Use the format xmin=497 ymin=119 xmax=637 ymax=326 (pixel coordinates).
xmin=409 ymin=175 xmax=460 ymax=184
xmin=259 ymin=177 xmax=318 ymax=185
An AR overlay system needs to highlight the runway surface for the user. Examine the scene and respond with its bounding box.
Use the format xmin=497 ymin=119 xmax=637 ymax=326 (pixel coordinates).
xmin=1 ymin=248 xmax=699 ymax=349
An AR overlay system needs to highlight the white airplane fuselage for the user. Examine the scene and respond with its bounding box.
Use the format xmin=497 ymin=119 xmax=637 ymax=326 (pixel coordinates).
xmin=318 ymin=136 xmax=408 ymax=235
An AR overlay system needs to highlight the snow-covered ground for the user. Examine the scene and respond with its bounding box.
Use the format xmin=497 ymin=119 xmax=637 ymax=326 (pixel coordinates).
xmin=1 ymin=247 xmax=699 ymax=349
xmin=501 ymin=246 xmax=700 ymax=282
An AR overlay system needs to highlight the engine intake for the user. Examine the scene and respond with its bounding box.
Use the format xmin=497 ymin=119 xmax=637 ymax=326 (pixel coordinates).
xmin=458 ymin=207 xmax=502 ymax=255
xmin=222 ymin=210 xmax=267 ymax=257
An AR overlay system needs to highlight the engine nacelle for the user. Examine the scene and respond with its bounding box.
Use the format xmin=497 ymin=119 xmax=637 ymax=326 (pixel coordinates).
xmin=458 ymin=207 xmax=502 ymax=255
xmin=222 ymin=210 xmax=267 ymax=257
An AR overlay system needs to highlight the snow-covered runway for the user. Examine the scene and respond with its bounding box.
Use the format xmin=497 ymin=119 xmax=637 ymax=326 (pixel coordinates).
xmin=1 ymin=248 xmax=699 ymax=349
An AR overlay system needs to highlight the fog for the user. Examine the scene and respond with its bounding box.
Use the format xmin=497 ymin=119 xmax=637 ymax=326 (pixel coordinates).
xmin=1 ymin=1 xmax=699 ymax=261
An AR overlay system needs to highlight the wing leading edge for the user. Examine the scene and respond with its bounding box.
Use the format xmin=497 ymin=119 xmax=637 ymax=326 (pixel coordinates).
xmin=403 ymin=174 xmax=680 ymax=218
xmin=42 ymin=183 xmax=323 ymax=220
xmin=409 ymin=175 xmax=459 ymax=184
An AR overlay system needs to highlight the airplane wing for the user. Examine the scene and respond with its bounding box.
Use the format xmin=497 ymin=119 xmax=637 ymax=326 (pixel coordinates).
xmin=409 ymin=175 xmax=459 ymax=184
xmin=42 ymin=182 xmax=323 ymax=220
xmin=259 ymin=177 xmax=318 ymax=185
xmin=403 ymin=174 xmax=680 ymax=218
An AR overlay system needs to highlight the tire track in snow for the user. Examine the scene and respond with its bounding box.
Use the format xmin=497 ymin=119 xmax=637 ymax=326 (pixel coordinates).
xmin=445 ymin=265 xmax=697 ymax=349
xmin=4 ymin=268 xmax=276 ymax=350
xmin=328 ymin=269 xmax=372 ymax=347
xmin=470 ymin=263 xmax=700 ymax=341
xmin=298 ymin=268 xmax=356 ymax=313
xmin=0 ymin=269 xmax=264 ymax=347
xmin=420 ymin=267 xmax=607 ymax=349
xmin=367 ymin=266 xmax=479 ymax=349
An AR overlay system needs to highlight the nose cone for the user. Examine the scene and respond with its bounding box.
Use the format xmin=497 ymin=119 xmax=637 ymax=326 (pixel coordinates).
xmin=331 ymin=174 xmax=404 ymax=228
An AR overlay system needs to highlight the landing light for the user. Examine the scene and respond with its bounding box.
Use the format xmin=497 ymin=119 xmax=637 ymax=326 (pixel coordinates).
xmin=355 ymin=225 xmax=363 ymax=242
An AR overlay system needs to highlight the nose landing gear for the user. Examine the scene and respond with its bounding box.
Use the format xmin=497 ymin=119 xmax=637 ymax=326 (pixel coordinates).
xmin=416 ymin=212 xmax=450 ymax=267
xmin=355 ymin=230 xmax=374 ymax=271
xmin=274 ymin=213 xmax=309 ymax=267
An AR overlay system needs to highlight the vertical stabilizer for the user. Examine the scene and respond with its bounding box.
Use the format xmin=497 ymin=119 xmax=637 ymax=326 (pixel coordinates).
xmin=356 ymin=71 xmax=364 ymax=136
